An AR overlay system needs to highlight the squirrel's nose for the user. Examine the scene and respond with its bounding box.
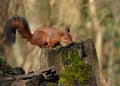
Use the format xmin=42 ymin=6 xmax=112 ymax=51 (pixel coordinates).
xmin=69 ymin=42 xmax=74 ymax=45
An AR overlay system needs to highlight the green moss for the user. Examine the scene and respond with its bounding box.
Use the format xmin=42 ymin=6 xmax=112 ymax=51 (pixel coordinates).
xmin=58 ymin=47 xmax=92 ymax=86
xmin=0 ymin=58 xmax=14 ymax=76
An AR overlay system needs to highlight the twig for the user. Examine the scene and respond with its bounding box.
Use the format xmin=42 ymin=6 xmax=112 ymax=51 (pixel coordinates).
xmin=0 ymin=66 xmax=59 ymax=83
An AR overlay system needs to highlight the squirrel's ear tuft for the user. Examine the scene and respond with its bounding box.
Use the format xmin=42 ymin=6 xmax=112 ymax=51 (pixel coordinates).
xmin=65 ymin=25 xmax=70 ymax=32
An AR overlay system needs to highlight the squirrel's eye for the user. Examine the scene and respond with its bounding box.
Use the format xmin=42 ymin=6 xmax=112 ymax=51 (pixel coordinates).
xmin=66 ymin=36 xmax=69 ymax=39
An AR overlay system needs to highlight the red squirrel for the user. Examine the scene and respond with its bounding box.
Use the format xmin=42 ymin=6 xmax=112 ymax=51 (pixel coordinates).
xmin=4 ymin=16 xmax=73 ymax=49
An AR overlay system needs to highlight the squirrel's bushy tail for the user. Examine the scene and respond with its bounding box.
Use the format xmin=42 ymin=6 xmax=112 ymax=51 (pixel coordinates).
xmin=4 ymin=16 xmax=32 ymax=45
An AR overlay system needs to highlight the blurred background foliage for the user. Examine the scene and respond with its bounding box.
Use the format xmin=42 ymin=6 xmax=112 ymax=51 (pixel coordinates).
xmin=0 ymin=0 xmax=120 ymax=86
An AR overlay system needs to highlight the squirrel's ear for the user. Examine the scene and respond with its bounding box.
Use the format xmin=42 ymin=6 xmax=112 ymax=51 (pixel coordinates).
xmin=65 ymin=26 xmax=70 ymax=32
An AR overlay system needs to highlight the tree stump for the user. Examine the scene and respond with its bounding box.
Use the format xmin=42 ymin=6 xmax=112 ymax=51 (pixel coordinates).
xmin=0 ymin=39 xmax=108 ymax=86
xmin=46 ymin=39 xmax=108 ymax=86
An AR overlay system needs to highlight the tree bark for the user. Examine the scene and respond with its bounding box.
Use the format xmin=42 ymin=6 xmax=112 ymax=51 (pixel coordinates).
xmin=44 ymin=39 xmax=109 ymax=86
xmin=0 ymin=66 xmax=59 ymax=86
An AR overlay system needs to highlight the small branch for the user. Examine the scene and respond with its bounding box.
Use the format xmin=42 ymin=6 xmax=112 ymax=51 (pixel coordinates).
xmin=0 ymin=66 xmax=59 ymax=84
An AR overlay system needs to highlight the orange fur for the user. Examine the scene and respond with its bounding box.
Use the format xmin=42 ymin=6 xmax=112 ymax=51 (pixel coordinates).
xmin=4 ymin=16 xmax=73 ymax=49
